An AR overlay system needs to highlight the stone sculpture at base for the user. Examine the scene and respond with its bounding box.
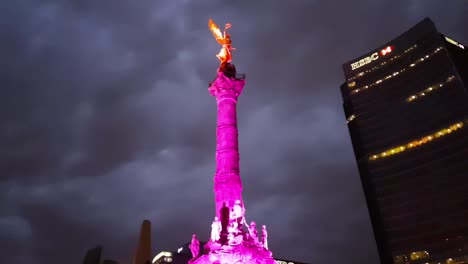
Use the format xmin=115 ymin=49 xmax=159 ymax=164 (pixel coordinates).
xmin=211 ymin=217 xmax=222 ymax=242
xmin=189 ymin=234 xmax=200 ymax=262
xmin=262 ymin=225 xmax=269 ymax=250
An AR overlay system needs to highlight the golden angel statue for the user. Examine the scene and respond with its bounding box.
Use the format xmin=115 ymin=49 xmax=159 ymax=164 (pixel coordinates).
xmin=208 ymin=19 xmax=236 ymax=64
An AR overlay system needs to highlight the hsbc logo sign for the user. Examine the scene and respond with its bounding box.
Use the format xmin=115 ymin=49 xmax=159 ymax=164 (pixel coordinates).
xmin=351 ymin=52 xmax=379 ymax=70
xmin=380 ymin=46 xmax=393 ymax=55
xmin=351 ymin=46 xmax=394 ymax=70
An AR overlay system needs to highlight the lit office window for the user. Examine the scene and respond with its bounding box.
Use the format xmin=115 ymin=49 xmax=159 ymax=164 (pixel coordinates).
xmin=410 ymin=250 xmax=429 ymax=260
xmin=346 ymin=114 xmax=356 ymax=124
xmin=369 ymin=121 xmax=465 ymax=161
xmin=406 ymin=75 xmax=455 ymax=102
xmin=393 ymin=254 xmax=408 ymax=264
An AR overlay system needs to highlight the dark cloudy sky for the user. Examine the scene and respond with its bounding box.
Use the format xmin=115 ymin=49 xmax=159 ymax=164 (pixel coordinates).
xmin=1 ymin=1 xmax=468 ymax=264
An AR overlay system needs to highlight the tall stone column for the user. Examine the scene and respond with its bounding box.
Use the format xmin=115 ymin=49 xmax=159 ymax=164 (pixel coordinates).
xmin=191 ymin=62 xmax=274 ymax=264
xmin=208 ymin=64 xmax=245 ymax=218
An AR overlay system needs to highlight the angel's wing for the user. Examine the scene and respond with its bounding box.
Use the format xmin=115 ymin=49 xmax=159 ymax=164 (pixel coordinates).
xmin=208 ymin=19 xmax=225 ymax=45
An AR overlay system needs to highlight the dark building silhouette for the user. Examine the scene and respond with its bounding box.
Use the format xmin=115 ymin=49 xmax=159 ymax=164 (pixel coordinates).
xmin=82 ymin=246 xmax=102 ymax=264
xmin=340 ymin=18 xmax=468 ymax=264
xmin=102 ymin=260 xmax=119 ymax=264
xmin=133 ymin=220 xmax=153 ymax=264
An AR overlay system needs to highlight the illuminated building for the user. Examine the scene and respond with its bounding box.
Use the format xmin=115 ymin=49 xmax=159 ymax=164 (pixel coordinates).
xmin=340 ymin=18 xmax=468 ymax=264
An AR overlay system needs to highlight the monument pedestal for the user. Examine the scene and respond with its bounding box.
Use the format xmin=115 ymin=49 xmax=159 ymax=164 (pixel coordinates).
xmin=192 ymin=241 xmax=274 ymax=264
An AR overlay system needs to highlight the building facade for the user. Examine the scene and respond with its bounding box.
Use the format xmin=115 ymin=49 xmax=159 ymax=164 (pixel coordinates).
xmin=340 ymin=18 xmax=468 ymax=264
xmin=82 ymin=246 xmax=102 ymax=264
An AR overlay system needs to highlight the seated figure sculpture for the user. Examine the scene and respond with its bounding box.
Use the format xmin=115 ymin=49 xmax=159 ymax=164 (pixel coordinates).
xmin=227 ymin=221 xmax=243 ymax=246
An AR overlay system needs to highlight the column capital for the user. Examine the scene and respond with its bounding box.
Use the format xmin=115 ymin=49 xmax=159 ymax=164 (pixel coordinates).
xmin=209 ymin=71 xmax=246 ymax=98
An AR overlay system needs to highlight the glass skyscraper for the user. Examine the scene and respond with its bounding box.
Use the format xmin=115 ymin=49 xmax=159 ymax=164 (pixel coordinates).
xmin=340 ymin=18 xmax=468 ymax=264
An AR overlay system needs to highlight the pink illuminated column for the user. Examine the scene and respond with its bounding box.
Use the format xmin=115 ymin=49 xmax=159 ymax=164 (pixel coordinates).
xmin=208 ymin=69 xmax=246 ymax=218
